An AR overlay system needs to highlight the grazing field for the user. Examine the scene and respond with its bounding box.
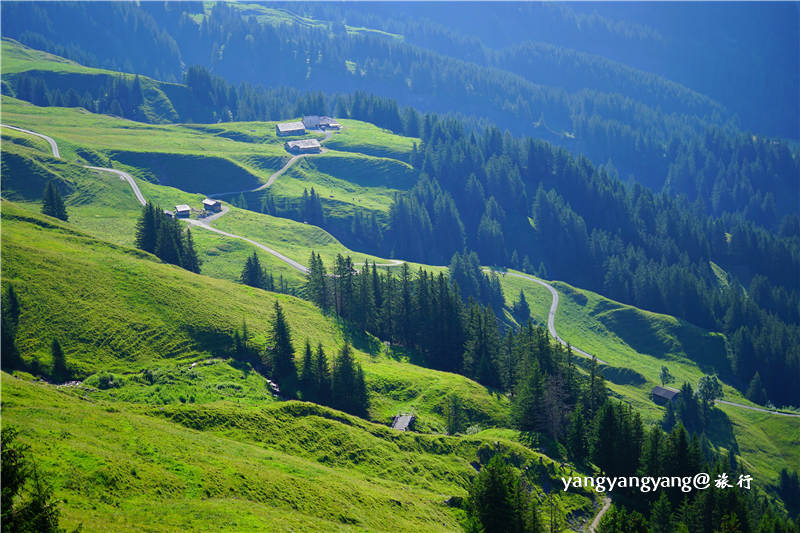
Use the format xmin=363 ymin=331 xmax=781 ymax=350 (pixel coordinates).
xmin=1 ymin=202 xmax=503 ymax=430
xmin=2 ymin=372 xmax=594 ymax=532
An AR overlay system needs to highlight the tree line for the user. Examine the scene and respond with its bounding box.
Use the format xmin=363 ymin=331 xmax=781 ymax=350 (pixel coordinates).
xmin=231 ymin=300 xmax=369 ymax=418
xmin=380 ymin=115 xmax=799 ymax=407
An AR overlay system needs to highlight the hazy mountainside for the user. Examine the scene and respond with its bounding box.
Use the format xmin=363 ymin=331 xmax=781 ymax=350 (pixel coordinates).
xmin=2 ymin=7 xmax=799 ymax=531
xmin=297 ymin=2 xmax=798 ymax=140
xmin=0 ymin=4 xmax=764 ymax=182
xmin=3 ymin=3 xmax=798 ymax=232
xmin=1 ymin=37 xmax=798 ymax=408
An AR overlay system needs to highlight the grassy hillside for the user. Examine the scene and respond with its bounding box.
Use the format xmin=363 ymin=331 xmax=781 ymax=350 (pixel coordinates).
xmin=493 ymin=269 xmax=800 ymax=493
xmin=1 ymin=203 xmax=599 ymax=531
xmin=2 ymin=80 xmax=795 ymax=499
xmin=495 ymin=270 xmax=751 ymax=421
xmin=1 ymin=201 xmax=503 ymax=431
xmin=2 ymin=373 xmax=594 ymax=532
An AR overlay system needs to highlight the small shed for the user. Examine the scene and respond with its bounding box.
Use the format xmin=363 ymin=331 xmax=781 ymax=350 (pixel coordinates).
xmin=652 ymin=386 xmax=680 ymax=405
xmin=203 ymin=198 xmax=222 ymax=212
xmin=276 ymin=121 xmax=306 ymax=136
xmin=175 ymin=204 xmax=191 ymax=218
xmin=391 ymin=413 xmax=416 ymax=432
xmin=285 ymin=138 xmax=322 ymax=154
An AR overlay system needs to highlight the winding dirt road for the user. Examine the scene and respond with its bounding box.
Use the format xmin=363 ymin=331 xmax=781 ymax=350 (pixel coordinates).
xmin=2 ymin=124 xmax=61 ymax=158
xmin=4 ymin=122 xmax=796 ymax=418
xmin=486 ymin=268 xmax=800 ymax=418
xmin=492 ymin=269 xmax=608 ymax=365
xmin=588 ymin=497 xmax=611 ymax=532
xmin=206 ymin=130 xmax=333 ymax=198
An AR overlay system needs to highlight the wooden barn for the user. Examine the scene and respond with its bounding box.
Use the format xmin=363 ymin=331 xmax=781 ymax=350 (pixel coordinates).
xmin=285 ymin=138 xmax=322 ymax=154
xmin=651 ymin=386 xmax=680 ymax=405
xmin=276 ymin=121 xmax=305 ymax=136
xmin=202 ymin=198 xmax=222 ymax=212
xmin=174 ymin=204 xmax=191 ymax=218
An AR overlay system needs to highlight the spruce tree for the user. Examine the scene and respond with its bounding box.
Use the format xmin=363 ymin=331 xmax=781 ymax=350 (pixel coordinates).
xmin=1 ymin=427 xmax=65 ymax=533
xmin=354 ymin=365 xmax=369 ymax=418
xmin=306 ymin=252 xmax=328 ymax=309
xmin=659 ymin=365 xmax=675 ymax=387
xmin=41 ymin=181 xmax=68 ymax=221
xmin=512 ymin=289 xmax=531 ymax=323
xmin=331 ymin=342 xmax=367 ymax=416
xmin=299 ymin=340 xmax=315 ymax=402
xmin=267 ymin=300 xmax=297 ymax=397
xmin=241 ymin=252 xmax=267 ymax=289
xmin=314 ymin=343 xmax=332 ymax=406
xmin=135 ymin=202 xmax=159 ymax=254
xmin=649 ymin=492 xmax=673 ymax=533
xmin=445 ymin=393 xmax=462 ymax=435
xmin=745 ymin=372 xmax=768 ymax=405
xmin=1 ymin=285 xmax=22 ymax=371
xmin=182 ymin=228 xmax=201 ymax=273
xmin=467 ymin=455 xmax=543 ymax=533
xmin=566 ymin=406 xmax=587 ymax=463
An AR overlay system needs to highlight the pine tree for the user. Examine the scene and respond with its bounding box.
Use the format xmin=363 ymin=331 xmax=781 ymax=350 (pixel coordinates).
xmin=241 ymin=252 xmax=267 ymax=289
xmin=41 ymin=181 xmax=68 ymax=221
xmin=512 ymin=289 xmax=531 ymax=323
xmin=299 ymin=340 xmax=315 ymax=402
xmin=135 ymin=202 xmax=159 ymax=254
xmin=267 ymin=300 xmax=297 ymax=397
xmin=182 ymin=228 xmax=201 ymax=273
xmin=50 ymin=339 xmax=68 ymax=382
xmin=313 ymin=343 xmax=332 ymax=406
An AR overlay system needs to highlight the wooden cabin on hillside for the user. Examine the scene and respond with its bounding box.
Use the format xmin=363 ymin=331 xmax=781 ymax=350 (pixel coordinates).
xmin=285 ymin=138 xmax=322 ymax=154
xmin=651 ymin=386 xmax=680 ymax=405
xmin=202 ymin=198 xmax=222 ymax=212
xmin=276 ymin=121 xmax=305 ymax=136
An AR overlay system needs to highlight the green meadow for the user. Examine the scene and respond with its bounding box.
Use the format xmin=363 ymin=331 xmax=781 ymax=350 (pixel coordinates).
xmin=2 ymin=43 xmax=796 ymax=526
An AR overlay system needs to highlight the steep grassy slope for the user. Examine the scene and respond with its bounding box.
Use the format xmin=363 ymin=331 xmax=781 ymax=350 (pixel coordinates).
xmin=2 ymin=373 xmax=594 ymax=532
xmin=1 ymin=203 xmax=599 ymax=531
xmin=270 ymin=151 xmax=416 ymax=216
xmin=493 ymin=269 xmax=800 ymax=493
xmin=2 ymin=38 xmax=182 ymax=123
xmin=3 ymin=80 xmax=795 ymax=497
xmin=495 ymin=270 xmax=752 ymax=421
xmin=1 ymin=202 xmax=503 ymax=431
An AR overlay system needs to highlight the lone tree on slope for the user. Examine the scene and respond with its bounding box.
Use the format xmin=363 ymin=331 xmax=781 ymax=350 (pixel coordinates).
xmin=267 ymin=300 xmax=297 ymax=397
xmin=41 ymin=181 xmax=68 ymax=221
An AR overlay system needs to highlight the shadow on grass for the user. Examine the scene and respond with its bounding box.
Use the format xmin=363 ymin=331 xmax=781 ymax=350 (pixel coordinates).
xmin=705 ymin=406 xmax=738 ymax=453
